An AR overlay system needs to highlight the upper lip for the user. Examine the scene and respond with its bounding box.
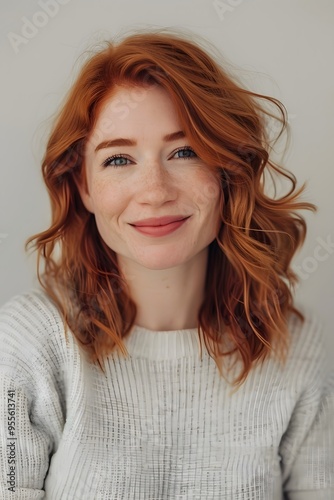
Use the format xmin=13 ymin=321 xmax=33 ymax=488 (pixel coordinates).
xmin=130 ymin=215 xmax=190 ymax=227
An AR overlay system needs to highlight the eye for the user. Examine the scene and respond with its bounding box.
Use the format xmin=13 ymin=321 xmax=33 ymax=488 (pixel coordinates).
xmin=102 ymin=155 xmax=132 ymax=168
xmin=101 ymin=147 xmax=198 ymax=168
xmin=172 ymin=147 xmax=197 ymax=160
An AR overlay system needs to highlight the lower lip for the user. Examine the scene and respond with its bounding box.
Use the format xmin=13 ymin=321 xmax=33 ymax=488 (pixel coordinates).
xmin=131 ymin=217 xmax=190 ymax=237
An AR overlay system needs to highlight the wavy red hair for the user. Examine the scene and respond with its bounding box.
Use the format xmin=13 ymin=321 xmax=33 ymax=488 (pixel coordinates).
xmin=26 ymin=29 xmax=316 ymax=387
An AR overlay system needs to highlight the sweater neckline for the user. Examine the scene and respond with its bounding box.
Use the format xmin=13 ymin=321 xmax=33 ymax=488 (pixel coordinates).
xmin=132 ymin=324 xmax=199 ymax=334
xmin=119 ymin=324 xmax=204 ymax=360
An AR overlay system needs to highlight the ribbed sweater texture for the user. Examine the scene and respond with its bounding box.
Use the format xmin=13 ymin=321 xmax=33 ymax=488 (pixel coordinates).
xmin=0 ymin=289 xmax=333 ymax=499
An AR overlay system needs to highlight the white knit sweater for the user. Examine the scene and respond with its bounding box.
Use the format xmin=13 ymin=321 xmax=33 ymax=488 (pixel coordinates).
xmin=0 ymin=289 xmax=333 ymax=499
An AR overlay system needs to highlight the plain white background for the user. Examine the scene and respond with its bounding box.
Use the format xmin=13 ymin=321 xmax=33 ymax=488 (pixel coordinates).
xmin=0 ymin=0 xmax=333 ymax=353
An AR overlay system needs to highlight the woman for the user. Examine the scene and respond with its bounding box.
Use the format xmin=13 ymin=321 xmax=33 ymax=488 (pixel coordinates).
xmin=0 ymin=29 xmax=333 ymax=499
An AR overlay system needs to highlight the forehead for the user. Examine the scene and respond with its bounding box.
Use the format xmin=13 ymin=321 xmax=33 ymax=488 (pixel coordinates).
xmin=88 ymin=84 xmax=181 ymax=147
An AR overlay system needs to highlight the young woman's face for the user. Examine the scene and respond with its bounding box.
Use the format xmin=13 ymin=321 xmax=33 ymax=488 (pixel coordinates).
xmin=79 ymin=84 xmax=221 ymax=271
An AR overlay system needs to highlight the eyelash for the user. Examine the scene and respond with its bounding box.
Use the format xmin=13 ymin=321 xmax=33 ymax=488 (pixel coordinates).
xmin=101 ymin=146 xmax=197 ymax=168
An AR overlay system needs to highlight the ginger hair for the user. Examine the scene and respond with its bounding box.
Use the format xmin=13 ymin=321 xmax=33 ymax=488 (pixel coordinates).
xmin=26 ymin=29 xmax=316 ymax=387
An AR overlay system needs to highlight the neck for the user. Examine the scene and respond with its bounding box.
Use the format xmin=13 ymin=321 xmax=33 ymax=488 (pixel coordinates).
xmin=117 ymin=248 xmax=208 ymax=331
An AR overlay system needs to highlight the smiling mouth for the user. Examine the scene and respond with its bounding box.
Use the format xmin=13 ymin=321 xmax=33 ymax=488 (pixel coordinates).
xmin=131 ymin=216 xmax=190 ymax=227
xmin=130 ymin=216 xmax=190 ymax=236
xmin=140 ymin=218 xmax=188 ymax=227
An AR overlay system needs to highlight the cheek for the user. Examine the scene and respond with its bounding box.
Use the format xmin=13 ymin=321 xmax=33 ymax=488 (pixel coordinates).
xmin=90 ymin=180 xmax=127 ymax=219
xmin=192 ymin=170 xmax=221 ymax=209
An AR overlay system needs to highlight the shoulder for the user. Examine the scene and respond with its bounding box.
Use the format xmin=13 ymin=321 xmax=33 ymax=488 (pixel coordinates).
xmin=286 ymin=303 xmax=327 ymax=363
xmin=0 ymin=287 xmax=62 ymax=319
xmin=283 ymin=302 xmax=331 ymax=390
xmin=0 ymin=288 xmax=70 ymax=379
xmin=0 ymin=288 xmax=65 ymax=341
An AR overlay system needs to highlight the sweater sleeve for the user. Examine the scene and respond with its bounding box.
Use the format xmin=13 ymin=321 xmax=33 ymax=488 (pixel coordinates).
xmin=0 ymin=291 xmax=66 ymax=499
xmin=280 ymin=318 xmax=334 ymax=499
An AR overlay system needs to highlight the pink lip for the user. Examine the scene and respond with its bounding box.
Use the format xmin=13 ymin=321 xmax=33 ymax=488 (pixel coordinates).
xmin=131 ymin=217 xmax=190 ymax=237
xmin=131 ymin=215 xmax=190 ymax=227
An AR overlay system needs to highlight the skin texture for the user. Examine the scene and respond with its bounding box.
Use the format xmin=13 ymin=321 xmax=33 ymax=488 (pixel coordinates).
xmin=78 ymin=84 xmax=221 ymax=331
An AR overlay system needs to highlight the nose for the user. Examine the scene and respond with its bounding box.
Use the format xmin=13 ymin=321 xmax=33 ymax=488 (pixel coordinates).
xmin=135 ymin=160 xmax=177 ymax=204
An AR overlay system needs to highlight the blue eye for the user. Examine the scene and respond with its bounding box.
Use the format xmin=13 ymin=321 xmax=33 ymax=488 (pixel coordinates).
xmin=102 ymin=155 xmax=131 ymax=168
xmin=101 ymin=147 xmax=197 ymax=168
xmin=173 ymin=147 xmax=197 ymax=159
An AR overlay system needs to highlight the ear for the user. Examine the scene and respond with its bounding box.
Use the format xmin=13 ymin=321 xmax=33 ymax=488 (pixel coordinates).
xmin=74 ymin=174 xmax=95 ymax=214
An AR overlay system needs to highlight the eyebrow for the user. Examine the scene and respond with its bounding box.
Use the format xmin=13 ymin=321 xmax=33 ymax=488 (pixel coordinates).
xmin=94 ymin=130 xmax=186 ymax=153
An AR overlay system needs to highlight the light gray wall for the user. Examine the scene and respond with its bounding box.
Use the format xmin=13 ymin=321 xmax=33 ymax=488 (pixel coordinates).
xmin=1 ymin=0 xmax=333 ymax=352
